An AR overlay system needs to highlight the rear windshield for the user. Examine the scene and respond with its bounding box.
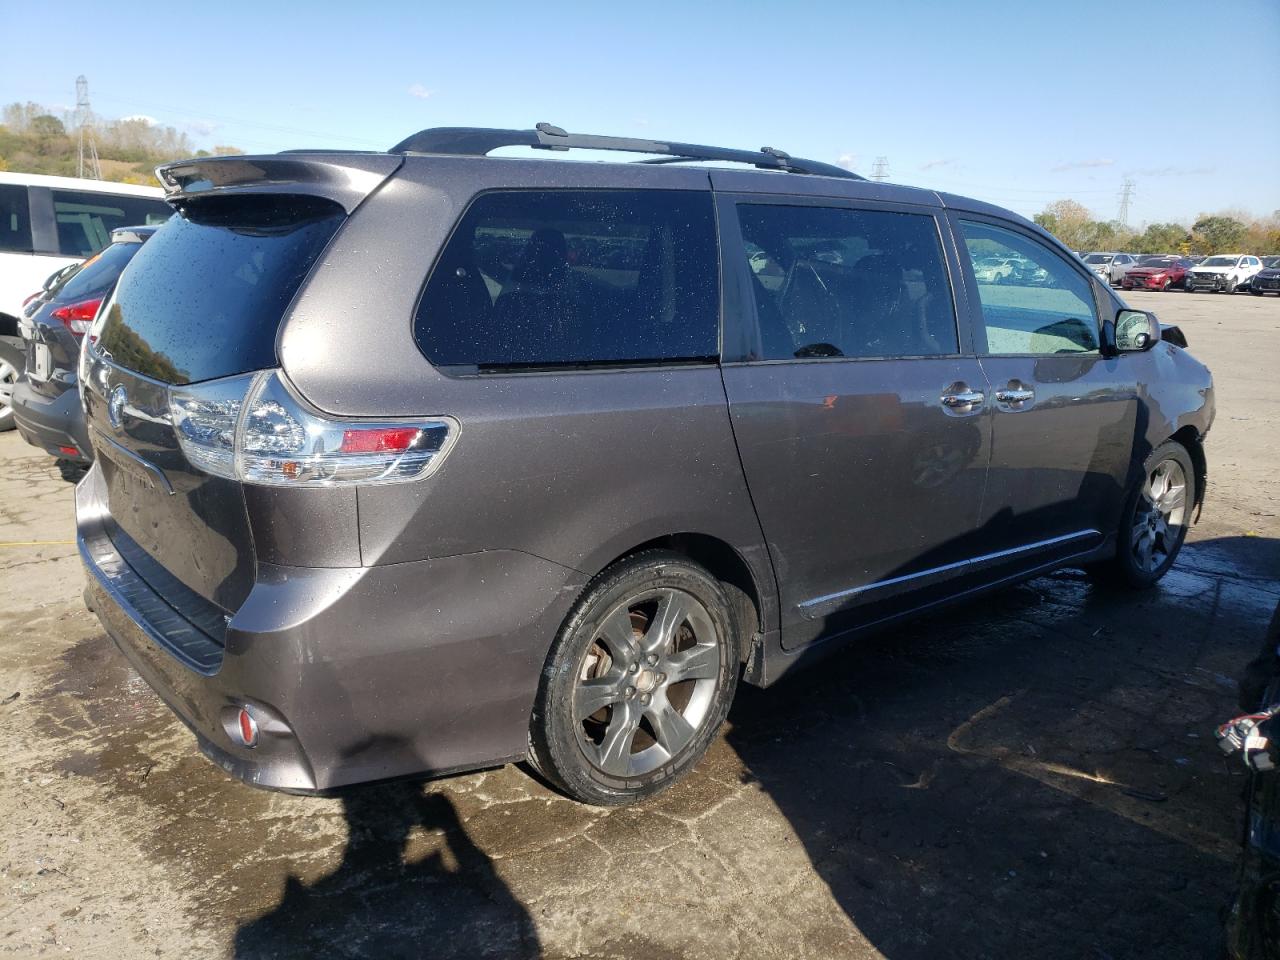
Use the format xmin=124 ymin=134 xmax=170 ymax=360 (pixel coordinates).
xmin=53 ymin=240 xmax=145 ymax=302
xmin=413 ymin=189 xmax=719 ymax=369
xmin=97 ymin=195 xmax=344 ymax=384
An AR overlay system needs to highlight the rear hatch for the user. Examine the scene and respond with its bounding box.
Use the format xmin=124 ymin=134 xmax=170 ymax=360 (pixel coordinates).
xmin=82 ymin=154 xmax=400 ymax=611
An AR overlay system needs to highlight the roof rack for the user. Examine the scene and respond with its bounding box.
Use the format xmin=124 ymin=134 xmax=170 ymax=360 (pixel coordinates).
xmin=389 ymin=123 xmax=863 ymax=181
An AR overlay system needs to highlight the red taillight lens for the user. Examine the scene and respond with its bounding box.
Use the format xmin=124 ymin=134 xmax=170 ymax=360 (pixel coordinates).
xmin=51 ymin=298 xmax=103 ymax=336
xmin=340 ymin=427 xmax=421 ymax=454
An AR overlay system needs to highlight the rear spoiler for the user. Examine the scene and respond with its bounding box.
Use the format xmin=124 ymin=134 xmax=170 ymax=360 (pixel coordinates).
xmin=155 ymin=153 xmax=403 ymax=214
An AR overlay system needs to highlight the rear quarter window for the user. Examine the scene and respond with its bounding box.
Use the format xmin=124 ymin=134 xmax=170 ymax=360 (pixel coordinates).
xmin=0 ymin=184 xmax=33 ymax=253
xmin=51 ymin=189 xmax=171 ymax=258
xmin=96 ymin=195 xmax=344 ymax=384
xmin=414 ymin=189 xmax=719 ymax=369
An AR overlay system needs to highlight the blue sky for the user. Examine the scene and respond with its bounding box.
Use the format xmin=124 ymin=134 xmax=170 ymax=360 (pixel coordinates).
xmin=3 ymin=0 xmax=1277 ymax=226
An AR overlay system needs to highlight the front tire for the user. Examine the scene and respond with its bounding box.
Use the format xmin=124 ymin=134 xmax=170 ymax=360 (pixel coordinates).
xmin=1090 ymin=441 xmax=1196 ymax=589
xmin=1225 ymin=277 xmax=1238 ymax=294
xmin=0 ymin=339 xmax=24 ymax=432
xmin=529 ymin=551 xmax=739 ymax=806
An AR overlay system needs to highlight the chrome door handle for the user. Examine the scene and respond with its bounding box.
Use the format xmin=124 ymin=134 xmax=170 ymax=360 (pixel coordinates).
xmin=995 ymin=388 xmax=1034 ymax=404
xmin=940 ymin=387 xmax=985 ymax=413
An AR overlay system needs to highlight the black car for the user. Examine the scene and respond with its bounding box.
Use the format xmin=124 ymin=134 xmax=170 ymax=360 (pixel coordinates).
xmin=13 ymin=225 xmax=157 ymax=462
xmin=1252 ymin=257 xmax=1280 ymax=297
xmin=1224 ymin=602 xmax=1280 ymax=959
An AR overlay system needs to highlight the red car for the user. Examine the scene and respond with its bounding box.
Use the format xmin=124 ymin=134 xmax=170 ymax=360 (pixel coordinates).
xmin=1122 ymin=255 xmax=1194 ymax=291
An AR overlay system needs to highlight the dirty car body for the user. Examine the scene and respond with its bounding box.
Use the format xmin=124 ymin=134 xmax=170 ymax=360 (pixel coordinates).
xmin=77 ymin=128 xmax=1216 ymax=797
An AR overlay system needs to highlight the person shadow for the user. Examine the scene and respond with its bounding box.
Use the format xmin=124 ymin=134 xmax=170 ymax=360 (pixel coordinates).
xmin=233 ymin=736 xmax=540 ymax=960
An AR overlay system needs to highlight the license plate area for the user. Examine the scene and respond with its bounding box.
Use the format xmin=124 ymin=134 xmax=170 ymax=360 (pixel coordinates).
xmin=32 ymin=342 xmax=52 ymax=381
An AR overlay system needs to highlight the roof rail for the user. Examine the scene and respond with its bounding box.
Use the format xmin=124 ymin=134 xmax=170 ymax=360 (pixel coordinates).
xmin=389 ymin=123 xmax=863 ymax=181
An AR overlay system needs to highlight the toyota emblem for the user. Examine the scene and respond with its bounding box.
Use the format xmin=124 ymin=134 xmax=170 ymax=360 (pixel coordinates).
xmin=108 ymin=385 xmax=127 ymax=431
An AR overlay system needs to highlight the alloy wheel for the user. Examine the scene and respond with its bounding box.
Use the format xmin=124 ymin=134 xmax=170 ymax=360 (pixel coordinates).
xmin=574 ymin=588 xmax=720 ymax=778
xmin=1131 ymin=459 xmax=1188 ymax=574
xmin=0 ymin=357 xmax=18 ymax=425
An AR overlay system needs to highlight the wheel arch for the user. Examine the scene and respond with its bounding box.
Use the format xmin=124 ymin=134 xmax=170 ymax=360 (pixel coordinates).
xmin=1169 ymin=424 xmax=1207 ymax=515
xmin=586 ymin=532 xmax=769 ymax=666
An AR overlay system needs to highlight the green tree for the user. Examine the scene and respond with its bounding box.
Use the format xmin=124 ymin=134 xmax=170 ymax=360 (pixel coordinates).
xmin=1192 ymin=215 xmax=1246 ymax=254
xmin=1135 ymin=222 xmax=1190 ymax=253
xmin=1035 ymin=199 xmax=1095 ymax=250
xmin=30 ymin=114 xmax=65 ymax=139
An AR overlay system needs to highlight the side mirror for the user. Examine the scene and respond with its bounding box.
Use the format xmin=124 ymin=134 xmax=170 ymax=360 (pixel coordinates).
xmin=1115 ymin=309 xmax=1160 ymax=352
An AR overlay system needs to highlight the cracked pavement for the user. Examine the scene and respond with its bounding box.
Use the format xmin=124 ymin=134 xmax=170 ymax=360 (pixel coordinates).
xmin=1 ymin=290 xmax=1278 ymax=959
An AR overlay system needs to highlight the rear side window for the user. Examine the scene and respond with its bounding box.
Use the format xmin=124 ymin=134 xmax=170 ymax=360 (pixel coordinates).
xmin=54 ymin=240 xmax=144 ymax=301
xmin=97 ymin=195 xmax=344 ymax=384
xmin=738 ymin=204 xmax=958 ymax=360
xmin=414 ymin=189 xmax=719 ymax=369
xmin=51 ymin=189 xmax=171 ymax=258
xmin=0 ymin=184 xmax=33 ymax=253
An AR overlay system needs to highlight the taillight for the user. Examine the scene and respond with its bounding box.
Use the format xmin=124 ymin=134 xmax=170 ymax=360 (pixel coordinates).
xmin=51 ymin=297 xmax=104 ymax=336
xmin=169 ymin=370 xmax=456 ymax=486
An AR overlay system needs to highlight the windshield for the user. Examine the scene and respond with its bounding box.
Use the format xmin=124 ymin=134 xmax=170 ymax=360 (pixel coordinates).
xmin=1263 ymin=257 xmax=1280 ymax=268
xmin=1202 ymin=256 xmax=1238 ymax=267
xmin=1084 ymin=254 xmax=1112 ymax=264
xmin=1139 ymin=257 xmax=1177 ymax=267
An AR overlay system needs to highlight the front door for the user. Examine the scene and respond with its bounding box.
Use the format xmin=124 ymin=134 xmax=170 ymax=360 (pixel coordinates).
xmin=952 ymin=216 xmax=1137 ymax=568
xmin=718 ymin=196 xmax=991 ymax=648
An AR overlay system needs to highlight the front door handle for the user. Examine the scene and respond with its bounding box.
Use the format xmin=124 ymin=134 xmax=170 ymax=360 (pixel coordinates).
xmin=940 ymin=383 xmax=985 ymax=415
xmin=994 ymin=380 xmax=1035 ymax=409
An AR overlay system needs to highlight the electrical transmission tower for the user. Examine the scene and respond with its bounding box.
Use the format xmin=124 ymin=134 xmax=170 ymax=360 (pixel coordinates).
xmin=75 ymin=75 xmax=102 ymax=180
xmin=871 ymin=156 xmax=889 ymax=182
xmin=1117 ymin=178 xmax=1135 ymax=228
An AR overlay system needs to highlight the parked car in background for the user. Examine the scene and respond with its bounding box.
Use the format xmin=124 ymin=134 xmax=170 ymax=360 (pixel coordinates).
xmin=75 ymin=125 xmax=1214 ymax=807
xmin=12 ymin=226 xmax=157 ymax=462
xmin=0 ymin=172 xmax=169 ymax=339
xmin=971 ymin=256 xmax=1014 ymax=283
xmin=1186 ymin=255 xmax=1264 ymax=293
xmin=1250 ymin=260 xmax=1280 ymax=297
xmin=1122 ymin=255 xmax=1195 ymax=292
xmin=1083 ymin=251 xmax=1140 ymax=285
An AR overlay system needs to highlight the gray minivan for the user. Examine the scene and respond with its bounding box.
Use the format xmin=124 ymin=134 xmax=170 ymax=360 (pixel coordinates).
xmin=77 ymin=125 xmax=1214 ymax=805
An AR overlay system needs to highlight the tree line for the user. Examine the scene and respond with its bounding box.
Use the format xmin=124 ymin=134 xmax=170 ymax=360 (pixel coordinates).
xmin=0 ymin=101 xmax=242 ymax=186
xmin=1033 ymin=199 xmax=1279 ymax=256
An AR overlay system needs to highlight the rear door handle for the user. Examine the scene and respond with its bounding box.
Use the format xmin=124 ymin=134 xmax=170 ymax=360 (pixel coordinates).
xmin=940 ymin=383 xmax=985 ymax=415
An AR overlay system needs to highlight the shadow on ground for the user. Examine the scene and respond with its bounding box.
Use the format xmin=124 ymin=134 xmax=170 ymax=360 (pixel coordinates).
xmin=226 ymin=537 xmax=1277 ymax=959
xmin=233 ymin=776 xmax=540 ymax=960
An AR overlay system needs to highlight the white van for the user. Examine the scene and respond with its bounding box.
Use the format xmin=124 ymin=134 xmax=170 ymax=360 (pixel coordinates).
xmin=0 ymin=172 xmax=171 ymax=334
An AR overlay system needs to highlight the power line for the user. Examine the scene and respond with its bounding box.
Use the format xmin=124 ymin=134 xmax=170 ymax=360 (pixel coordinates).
xmin=75 ymin=75 xmax=101 ymax=180
xmin=870 ymin=156 xmax=889 ymax=182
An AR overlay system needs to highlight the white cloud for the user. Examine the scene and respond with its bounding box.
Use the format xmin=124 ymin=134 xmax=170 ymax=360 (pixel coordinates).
xmin=408 ymin=84 xmax=435 ymax=100
xmin=184 ymin=118 xmax=221 ymax=137
xmin=1050 ymin=158 xmax=1114 ymax=172
xmin=120 ymin=114 xmax=158 ymax=126
xmin=836 ymin=152 xmax=858 ymax=172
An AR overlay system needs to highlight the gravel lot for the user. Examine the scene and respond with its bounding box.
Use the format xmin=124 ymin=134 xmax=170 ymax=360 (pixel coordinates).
xmin=1 ymin=289 xmax=1278 ymax=960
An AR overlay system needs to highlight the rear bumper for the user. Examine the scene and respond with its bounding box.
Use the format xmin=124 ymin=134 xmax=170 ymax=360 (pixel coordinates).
xmin=77 ymin=465 xmax=583 ymax=792
xmin=12 ymin=378 xmax=92 ymax=462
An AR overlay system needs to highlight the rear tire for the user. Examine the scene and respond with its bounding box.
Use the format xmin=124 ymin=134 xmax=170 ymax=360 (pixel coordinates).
xmin=1088 ymin=440 xmax=1195 ymax=589
xmin=528 ymin=551 xmax=739 ymax=806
